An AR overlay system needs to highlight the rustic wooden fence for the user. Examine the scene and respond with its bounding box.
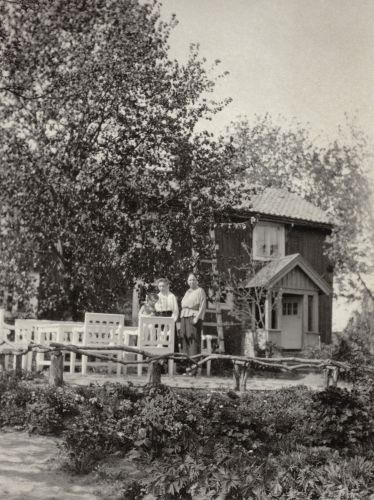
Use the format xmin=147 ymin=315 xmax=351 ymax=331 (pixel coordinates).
xmin=0 ymin=337 xmax=348 ymax=391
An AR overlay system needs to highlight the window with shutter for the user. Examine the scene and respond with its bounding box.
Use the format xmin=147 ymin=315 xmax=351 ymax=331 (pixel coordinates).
xmin=253 ymin=222 xmax=285 ymax=260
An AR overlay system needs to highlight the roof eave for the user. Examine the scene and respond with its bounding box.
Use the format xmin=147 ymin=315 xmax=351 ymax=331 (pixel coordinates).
xmin=247 ymin=254 xmax=332 ymax=296
xmin=221 ymin=208 xmax=333 ymax=230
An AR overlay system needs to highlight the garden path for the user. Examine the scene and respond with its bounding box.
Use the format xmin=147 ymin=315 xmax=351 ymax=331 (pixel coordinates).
xmin=64 ymin=371 xmax=344 ymax=390
xmin=0 ymin=430 xmax=100 ymax=500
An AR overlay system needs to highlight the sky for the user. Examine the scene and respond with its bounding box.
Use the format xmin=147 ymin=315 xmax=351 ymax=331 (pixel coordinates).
xmin=161 ymin=0 xmax=374 ymax=330
xmin=161 ymin=0 xmax=374 ymax=143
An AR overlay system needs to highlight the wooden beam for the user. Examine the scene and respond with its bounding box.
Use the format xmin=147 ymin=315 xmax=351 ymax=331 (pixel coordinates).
xmin=313 ymin=293 xmax=319 ymax=333
xmin=209 ymin=227 xmax=225 ymax=352
xmin=49 ymin=351 xmax=64 ymax=387
xmin=302 ymin=294 xmax=308 ymax=349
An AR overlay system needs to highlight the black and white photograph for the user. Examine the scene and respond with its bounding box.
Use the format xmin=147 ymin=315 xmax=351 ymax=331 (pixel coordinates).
xmin=0 ymin=0 xmax=374 ymax=498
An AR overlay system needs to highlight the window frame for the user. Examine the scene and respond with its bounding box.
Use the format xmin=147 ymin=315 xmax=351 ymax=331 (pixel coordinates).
xmin=252 ymin=222 xmax=285 ymax=261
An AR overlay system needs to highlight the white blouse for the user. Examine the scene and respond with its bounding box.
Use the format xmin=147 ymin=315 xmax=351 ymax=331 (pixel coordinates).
xmin=181 ymin=287 xmax=207 ymax=321
xmin=155 ymin=292 xmax=179 ymax=322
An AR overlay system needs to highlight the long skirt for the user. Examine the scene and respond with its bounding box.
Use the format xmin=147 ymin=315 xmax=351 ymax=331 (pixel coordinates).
xmin=180 ymin=317 xmax=202 ymax=357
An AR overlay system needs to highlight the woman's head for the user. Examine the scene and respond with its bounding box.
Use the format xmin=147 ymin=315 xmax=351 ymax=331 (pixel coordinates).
xmin=187 ymin=273 xmax=199 ymax=289
xmin=156 ymin=277 xmax=170 ymax=294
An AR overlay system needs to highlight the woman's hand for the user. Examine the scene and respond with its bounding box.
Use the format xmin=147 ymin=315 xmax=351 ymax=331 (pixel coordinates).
xmin=192 ymin=317 xmax=198 ymax=325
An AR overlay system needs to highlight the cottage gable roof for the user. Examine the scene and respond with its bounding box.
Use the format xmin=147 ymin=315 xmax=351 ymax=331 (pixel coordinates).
xmin=241 ymin=188 xmax=331 ymax=226
xmin=246 ymin=253 xmax=331 ymax=295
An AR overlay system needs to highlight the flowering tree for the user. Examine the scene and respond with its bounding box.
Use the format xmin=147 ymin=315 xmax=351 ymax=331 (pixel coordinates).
xmin=0 ymin=0 xmax=245 ymax=318
xmin=227 ymin=114 xmax=374 ymax=301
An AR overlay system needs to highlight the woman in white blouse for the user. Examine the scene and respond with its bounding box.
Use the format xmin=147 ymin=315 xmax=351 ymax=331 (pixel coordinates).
xmin=154 ymin=278 xmax=179 ymax=322
xmin=180 ymin=273 xmax=207 ymax=356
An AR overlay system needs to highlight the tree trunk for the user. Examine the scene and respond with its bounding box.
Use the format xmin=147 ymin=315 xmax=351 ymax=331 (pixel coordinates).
xmin=49 ymin=351 xmax=64 ymax=387
xmin=147 ymin=361 xmax=162 ymax=386
xmin=69 ymin=286 xmax=80 ymax=322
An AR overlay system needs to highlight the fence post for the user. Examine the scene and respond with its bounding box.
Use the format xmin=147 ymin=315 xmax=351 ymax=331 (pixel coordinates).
xmin=233 ymin=362 xmax=241 ymax=391
xmin=147 ymin=360 xmax=162 ymax=386
xmin=233 ymin=361 xmax=250 ymax=392
xmin=324 ymin=365 xmax=339 ymax=389
xmin=15 ymin=354 xmax=23 ymax=376
xmin=49 ymin=351 xmax=64 ymax=387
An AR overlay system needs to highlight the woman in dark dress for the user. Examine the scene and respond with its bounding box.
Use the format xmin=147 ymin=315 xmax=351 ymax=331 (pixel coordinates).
xmin=180 ymin=273 xmax=207 ymax=357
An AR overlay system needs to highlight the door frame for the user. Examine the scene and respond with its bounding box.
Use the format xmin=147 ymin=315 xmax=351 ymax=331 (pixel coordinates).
xmin=281 ymin=294 xmax=303 ymax=349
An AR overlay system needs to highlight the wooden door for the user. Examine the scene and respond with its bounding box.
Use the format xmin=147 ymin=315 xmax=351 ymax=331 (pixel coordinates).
xmin=281 ymin=296 xmax=303 ymax=349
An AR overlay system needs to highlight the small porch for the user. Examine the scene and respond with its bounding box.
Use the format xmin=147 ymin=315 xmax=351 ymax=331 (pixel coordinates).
xmin=246 ymin=253 xmax=332 ymax=351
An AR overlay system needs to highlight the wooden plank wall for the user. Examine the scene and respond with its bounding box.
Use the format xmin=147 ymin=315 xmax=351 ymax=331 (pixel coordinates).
xmin=278 ymin=267 xmax=319 ymax=292
xmin=285 ymin=224 xmax=333 ymax=343
xmin=215 ymin=224 xmax=253 ymax=275
xmin=214 ymin=222 xmax=333 ymax=348
xmin=285 ymin=225 xmax=333 ymax=284
xmin=212 ymin=225 xmax=254 ymax=354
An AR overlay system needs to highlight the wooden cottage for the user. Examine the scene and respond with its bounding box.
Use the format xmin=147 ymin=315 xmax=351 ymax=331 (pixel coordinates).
xmin=203 ymin=188 xmax=333 ymax=354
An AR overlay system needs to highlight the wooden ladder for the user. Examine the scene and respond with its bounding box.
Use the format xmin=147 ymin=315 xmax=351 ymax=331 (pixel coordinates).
xmin=203 ymin=227 xmax=225 ymax=352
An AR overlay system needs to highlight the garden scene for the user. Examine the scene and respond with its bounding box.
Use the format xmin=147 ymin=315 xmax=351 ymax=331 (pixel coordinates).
xmin=1 ymin=0 xmax=374 ymax=498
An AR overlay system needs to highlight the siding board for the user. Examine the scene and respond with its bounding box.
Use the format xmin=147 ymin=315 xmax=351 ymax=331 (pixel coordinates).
xmin=278 ymin=267 xmax=319 ymax=291
xmin=285 ymin=224 xmax=333 ymax=343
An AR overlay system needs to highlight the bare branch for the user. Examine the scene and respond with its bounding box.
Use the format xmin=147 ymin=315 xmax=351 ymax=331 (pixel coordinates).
xmin=357 ymin=271 xmax=374 ymax=302
xmin=0 ymin=86 xmax=54 ymax=101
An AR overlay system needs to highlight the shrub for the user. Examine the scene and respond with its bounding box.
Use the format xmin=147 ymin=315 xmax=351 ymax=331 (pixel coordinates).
xmin=332 ymin=309 xmax=374 ymax=382
xmin=59 ymin=383 xmax=143 ymax=472
xmin=26 ymin=386 xmax=79 ymax=434
xmin=0 ymin=373 xmax=77 ymax=430
xmin=116 ymin=386 xmax=202 ymax=459
xmin=311 ymin=387 xmax=374 ymax=452
xmin=238 ymin=386 xmax=314 ymax=454
xmin=300 ymin=342 xmax=335 ymax=360
xmin=261 ymin=448 xmax=374 ymax=499
xmin=3 ymin=376 xmax=374 ymax=497
xmin=0 ymin=385 xmax=33 ymax=427
xmin=0 ymin=379 xmax=80 ymax=433
xmin=61 ymin=413 xmax=132 ymax=474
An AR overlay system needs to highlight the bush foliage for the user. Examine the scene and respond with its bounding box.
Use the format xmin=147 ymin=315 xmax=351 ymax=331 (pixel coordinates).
xmin=2 ymin=370 xmax=374 ymax=498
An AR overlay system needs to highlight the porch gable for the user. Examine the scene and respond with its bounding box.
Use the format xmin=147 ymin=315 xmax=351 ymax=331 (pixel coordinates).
xmin=277 ymin=266 xmax=319 ymax=293
xmin=246 ymin=253 xmax=331 ymax=296
xmin=245 ymin=253 xmax=331 ymax=350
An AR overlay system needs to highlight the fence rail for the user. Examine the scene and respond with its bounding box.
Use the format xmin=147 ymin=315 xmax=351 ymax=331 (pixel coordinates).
xmin=0 ymin=338 xmax=349 ymax=391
